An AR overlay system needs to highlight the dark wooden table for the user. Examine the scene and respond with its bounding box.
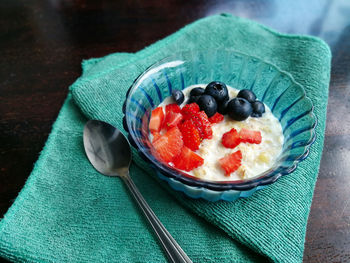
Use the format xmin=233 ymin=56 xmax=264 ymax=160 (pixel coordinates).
xmin=1 ymin=1 xmax=349 ymax=262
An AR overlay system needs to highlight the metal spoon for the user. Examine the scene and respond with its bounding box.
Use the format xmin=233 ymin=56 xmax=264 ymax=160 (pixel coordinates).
xmin=83 ymin=120 xmax=192 ymax=263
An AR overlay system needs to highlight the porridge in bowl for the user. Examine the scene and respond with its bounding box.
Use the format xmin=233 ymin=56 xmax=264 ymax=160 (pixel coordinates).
xmin=148 ymin=81 xmax=284 ymax=181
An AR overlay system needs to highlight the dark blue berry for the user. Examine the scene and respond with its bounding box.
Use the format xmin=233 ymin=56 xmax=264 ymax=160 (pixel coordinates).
xmin=251 ymin=112 xmax=262 ymax=118
xmin=237 ymin=89 xmax=256 ymax=103
xmin=251 ymin=101 xmax=265 ymax=118
xmin=188 ymin=96 xmax=199 ymax=104
xmin=190 ymin=87 xmax=205 ymax=97
xmin=187 ymin=87 xmax=205 ymax=104
xmin=217 ymin=97 xmax=229 ymax=115
xmin=205 ymin=81 xmax=229 ymax=102
xmin=227 ymin=98 xmax=252 ymax=121
xmin=172 ymin=90 xmax=184 ymax=105
xmin=197 ymin=95 xmax=217 ymax=117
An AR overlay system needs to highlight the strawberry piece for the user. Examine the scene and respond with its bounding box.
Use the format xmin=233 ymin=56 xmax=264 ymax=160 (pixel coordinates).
xmin=188 ymin=111 xmax=213 ymax=140
xmin=181 ymin=103 xmax=200 ymax=120
xmin=152 ymin=126 xmax=183 ymax=162
xmin=163 ymin=111 xmax=183 ymax=130
xmin=149 ymin=107 xmax=164 ymax=133
xmin=152 ymin=131 xmax=162 ymax=142
xmin=239 ymin=128 xmax=262 ymax=144
xmin=165 ymin=103 xmax=181 ymax=114
xmin=209 ymin=112 xmax=224 ymax=124
xmin=196 ymin=111 xmax=213 ymax=139
xmin=219 ymin=150 xmax=242 ymax=176
xmin=173 ymin=146 xmax=204 ymax=172
xmin=221 ymin=128 xmax=240 ymax=149
xmin=179 ymin=120 xmax=201 ymax=151
xmin=162 ymin=103 xmax=183 ymax=130
xmin=189 ymin=113 xmax=204 ymax=138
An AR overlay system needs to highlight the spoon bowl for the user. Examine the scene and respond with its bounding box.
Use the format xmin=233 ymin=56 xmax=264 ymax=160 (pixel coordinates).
xmin=83 ymin=120 xmax=192 ymax=263
xmin=84 ymin=120 xmax=131 ymax=177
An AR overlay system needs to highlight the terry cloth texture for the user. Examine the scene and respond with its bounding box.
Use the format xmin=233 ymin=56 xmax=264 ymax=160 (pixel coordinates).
xmin=0 ymin=14 xmax=331 ymax=263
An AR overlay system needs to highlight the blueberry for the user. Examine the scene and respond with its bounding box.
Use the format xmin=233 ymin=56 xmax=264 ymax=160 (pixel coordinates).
xmin=188 ymin=95 xmax=201 ymax=104
xmin=171 ymin=90 xmax=184 ymax=105
xmin=217 ymin=97 xmax=229 ymax=115
xmin=205 ymin=81 xmax=229 ymax=102
xmin=187 ymin=87 xmax=205 ymax=104
xmin=237 ymin=89 xmax=256 ymax=103
xmin=190 ymin=87 xmax=205 ymax=97
xmin=197 ymin=95 xmax=217 ymax=117
xmin=251 ymin=101 xmax=265 ymax=118
xmin=227 ymin=98 xmax=253 ymax=121
xmin=251 ymin=112 xmax=262 ymax=118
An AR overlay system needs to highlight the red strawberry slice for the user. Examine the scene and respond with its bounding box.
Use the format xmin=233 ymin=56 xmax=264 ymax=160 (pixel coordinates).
xmin=149 ymin=107 xmax=164 ymax=133
xmin=163 ymin=111 xmax=183 ymax=130
xmin=219 ymin=150 xmax=242 ymax=176
xmin=221 ymin=128 xmax=240 ymax=149
xmin=165 ymin=103 xmax=181 ymax=114
xmin=209 ymin=112 xmax=224 ymax=124
xmin=239 ymin=128 xmax=262 ymax=144
xmin=162 ymin=103 xmax=183 ymax=130
xmin=197 ymin=111 xmax=213 ymax=139
xmin=189 ymin=113 xmax=204 ymax=138
xmin=152 ymin=126 xmax=183 ymax=162
xmin=179 ymin=120 xmax=201 ymax=151
xmin=181 ymin=103 xmax=200 ymax=120
xmin=191 ymin=111 xmax=212 ymax=139
xmin=152 ymin=131 xmax=162 ymax=142
xmin=173 ymin=146 xmax=204 ymax=172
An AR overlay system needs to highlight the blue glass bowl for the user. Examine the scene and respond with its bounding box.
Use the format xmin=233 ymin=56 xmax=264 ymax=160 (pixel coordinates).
xmin=122 ymin=50 xmax=317 ymax=202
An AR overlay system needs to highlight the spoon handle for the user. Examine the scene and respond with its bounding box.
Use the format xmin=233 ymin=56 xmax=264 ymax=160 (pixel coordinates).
xmin=122 ymin=174 xmax=193 ymax=263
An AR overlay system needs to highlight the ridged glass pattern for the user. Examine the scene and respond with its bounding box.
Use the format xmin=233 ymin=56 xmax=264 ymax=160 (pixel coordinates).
xmin=123 ymin=50 xmax=316 ymax=201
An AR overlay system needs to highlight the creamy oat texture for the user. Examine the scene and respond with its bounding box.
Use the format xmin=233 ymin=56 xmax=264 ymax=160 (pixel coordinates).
xmin=156 ymin=84 xmax=284 ymax=181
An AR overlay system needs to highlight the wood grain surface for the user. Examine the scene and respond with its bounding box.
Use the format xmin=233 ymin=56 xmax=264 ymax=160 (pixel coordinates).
xmin=1 ymin=1 xmax=349 ymax=262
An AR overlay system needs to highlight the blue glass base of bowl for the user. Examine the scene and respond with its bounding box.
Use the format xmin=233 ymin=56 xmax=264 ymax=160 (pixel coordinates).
xmin=156 ymin=170 xmax=267 ymax=202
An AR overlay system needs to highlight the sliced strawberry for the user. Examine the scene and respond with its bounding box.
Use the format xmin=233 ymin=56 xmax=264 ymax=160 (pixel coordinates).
xmin=222 ymin=128 xmax=240 ymax=149
xmin=219 ymin=150 xmax=242 ymax=176
xmin=152 ymin=126 xmax=183 ymax=162
xmin=149 ymin=107 xmax=164 ymax=133
xmin=181 ymin=103 xmax=200 ymax=120
xmin=239 ymin=128 xmax=262 ymax=144
xmin=196 ymin=111 xmax=213 ymax=139
xmin=163 ymin=111 xmax=183 ymax=130
xmin=152 ymin=131 xmax=162 ymax=142
xmin=162 ymin=103 xmax=183 ymax=130
xmin=209 ymin=112 xmax=224 ymax=124
xmin=173 ymin=146 xmax=204 ymax=172
xmin=188 ymin=111 xmax=213 ymax=140
xmin=189 ymin=113 xmax=204 ymax=138
xmin=165 ymin=103 xmax=181 ymax=114
xmin=179 ymin=120 xmax=201 ymax=151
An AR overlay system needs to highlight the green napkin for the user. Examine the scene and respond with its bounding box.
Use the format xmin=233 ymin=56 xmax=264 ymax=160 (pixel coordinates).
xmin=0 ymin=14 xmax=331 ymax=263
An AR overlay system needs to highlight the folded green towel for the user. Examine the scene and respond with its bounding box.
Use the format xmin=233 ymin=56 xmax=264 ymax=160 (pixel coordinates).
xmin=0 ymin=14 xmax=331 ymax=263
